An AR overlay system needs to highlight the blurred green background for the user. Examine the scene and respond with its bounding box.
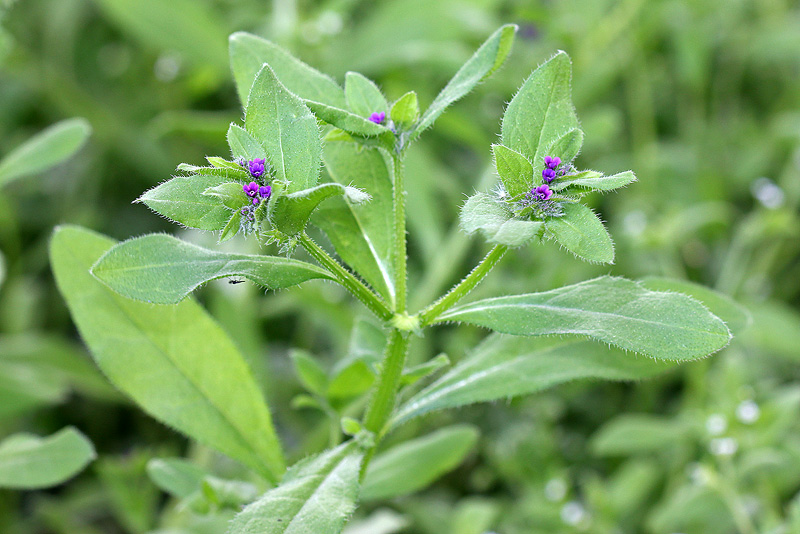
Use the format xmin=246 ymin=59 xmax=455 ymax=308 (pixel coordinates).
xmin=1 ymin=0 xmax=800 ymax=532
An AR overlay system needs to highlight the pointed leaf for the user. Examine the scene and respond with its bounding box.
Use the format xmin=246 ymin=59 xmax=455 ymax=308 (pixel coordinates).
xmin=227 ymin=123 xmax=267 ymax=161
xmin=91 ymin=233 xmax=331 ymax=304
xmin=306 ymin=100 xmax=392 ymax=139
xmin=501 ymin=51 xmax=578 ymax=162
xmin=437 ymin=276 xmax=732 ymax=360
xmin=390 ymin=91 xmax=419 ymax=130
xmin=411 ymin=24 xmax=517 ymax=142
xmin=246 ymin=65 xmax=321 ymax=192
xmin=362 ymin=425 xmax=478 ymax=501
xmin=228 ymin=441 xmax=364 ymax=534
xmin=401 ymin=353 xmax=450 ymax=386
xmin=492 ymin=144 xmax=533 ymax=198
xmin=138 ymin=174 xmax=231 ymax=231
xmin=460 ymin=192 xmax=542 ymax=247
xmin=313 ymin=142 xmax=395 ymax=303
xmin=203 ymin=182 xmax=250 ymax=210
xmin=0 ymin=118 xmax=91 ymax=188
xmin=391 ymin=334 xmax=682 ymax=427
xmin=0 ymin=427 xmax=95 ymax=489
xmin=542 ymin=128 xmax=583 ymax=167
xmin=271 ymin=183 xmax=368 ymax=236
xmin=229 ymin=32 xmax=346 ymax=108
xmin=545 ymin=201 xmax=614 ymax=263
xmin=550 ymin=170 xmax=637 ymax=192
xmin=345 ymin=72 xmax=388 ymax=118
xmin=50 ymin=226 xmax=285 ymax=481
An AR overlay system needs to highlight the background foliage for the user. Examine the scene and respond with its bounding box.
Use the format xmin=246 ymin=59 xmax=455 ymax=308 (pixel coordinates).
xmin=1 ymin=0 xmax=799 ymax=532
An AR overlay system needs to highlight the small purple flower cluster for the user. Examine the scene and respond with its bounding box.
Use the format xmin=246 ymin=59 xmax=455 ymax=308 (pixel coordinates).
xmin=542 ymin=156 xmax=561 ymax=183
xmin=368 ymin=111 xmax=386 ymax=124
xmin=243 ymin=181 xmax=272 ymax=206
xmin=248 ymin=158 xmax=266 ymax=178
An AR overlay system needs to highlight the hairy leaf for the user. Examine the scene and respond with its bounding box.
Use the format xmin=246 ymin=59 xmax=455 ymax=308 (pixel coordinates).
xmin=227 ymin=123 xmax=267 ymax=161
xmin=437 ymin=276 xmax=731 ymax=360
xmin=271 ymin=183 xmax=369 ymax=236
xmin=228 ymin=441 xmax=363 ymax=534
xmin=390 ymin=91 xmax=419 ymax=130
xmin=545 ymin=201 xmax=614 ymax=263
xmin=391 ymin=335 xmax=680 ymax=427
xmin=306 ymin=100 xmax=392 ymax=139
xmin=0 ymin=118 xmax=91 ymax=188
xmin=412 ymin=24 xmax=517 ymax=141
xmin=345 ymin=72 xmax=388 ymax=118
xmin=492 ymin=144 xmax=533 ymax=198
xmin=460 ymin=192 xmax=542 ymax=247
xmin=0 ymin=427 xmax=96 ymax=489
xmin=51 ymin=226 xmax=285 ymax=481
xmin=362 ymin=425 xmax=477 ymax=501
xmin=138 ymin=174 xmax=231 ymax=231
xmin=246 ymin=65 xmax=321 ymax=192
xmin=91 ymin=233 xmax=331 ymax=304
xmin=550 ymin=170 xmax=637 ymax=192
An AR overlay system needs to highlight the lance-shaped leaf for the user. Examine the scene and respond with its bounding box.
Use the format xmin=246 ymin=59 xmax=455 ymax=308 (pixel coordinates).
xmin=228 ymin=441 xmax=364 ymax=534
xmin=229 ymin=32 xmax=346 ymax=108
xmin=411 ymin=24 xmax=517 ymax=142
xmin=362 ymin=425 xmax=477 ymax=501
xmin=345 ymin=72 xmax=388 ymax=118
xmin=493 ymin=144 xmax=533 ymax=198
xmin=545 ymin=201 xmax=615 ymax=263
xmin=313 ymin=142 xmax=395 ymax=303
xmin=271 ymin=183 xmax=370 ymax=236
xmin=0 ymin=118 xmax=91 ymax=188
xmin=91 ymin=233 xmax=332 ymax=304
xmin=306 ymin=101 xmax=393 ymax=140
xmin=138 ymin=174 xmax=231 ymax=231
xmin=0 ymin=427 xmax=96 ymax=489
xmin=436 ymin=276 xmax=731 ymax=361
xmin=50 ymin=226 xmax=285 ymax=481
xmin=501 ymin=51 xmax=578 ymax=163
xmin=550 ymin=170 xmax=637 ymax=192
xmin=227 ymin=123 xmax=267 ymax=161
xmin=246 ymin=65 xmax=321 ymax=192
xmin=391 ymin=335 xmax=681 ymax=427
xmin=460 ymin=192 xmax=543 ymax=247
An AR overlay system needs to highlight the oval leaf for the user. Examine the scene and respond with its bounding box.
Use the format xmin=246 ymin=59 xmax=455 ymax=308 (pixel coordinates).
xmin=229 ymin=441 xmax=363 ymax=534
xmin=545 ymin=201 xmax=615 ymax=263
xmin=0 ymin=118 xmax=91 ymax=187
xmin=460 ymin=192 xmax=542 ymax=247
xmin=246 ymin=64 xmax=322 ymax=192
xmin=437 ymin=276 xmax=731 ymax=361
xmin=391 ymin=334 xmax=681 ymax=428
xmin=0 ymin=427 xmax=96 ymax=489
xmin=91 ymin=233 xmax=332 ymax=304
xmin=50 ymin=226 xmax=285 ymax=481
xmin=345 ymin=72 xmax=388 ymax=118
xmin=492 ymin=144 xmax=533 ymax=198
xmin=138 ymin=174 xmax=231 ymax=231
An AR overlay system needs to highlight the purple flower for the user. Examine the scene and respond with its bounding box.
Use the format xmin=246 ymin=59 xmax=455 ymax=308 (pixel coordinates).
xmin=544 ymin=156 xmax=561 ymax=170
xmin=258 ymin=185 xmax=272 ymax=199
xmin=542 ymin=168 xmax=557 ymax=183
xmin=248 ymin=158 xmax=266 ymax=178
xmin=252 ymin=197 xmax=260 ymax=205
xmin=243 ymin=181 xmax=259 ymax=197
xmin=531 ymin=184 xmax=553 ymax=201
xmin=368 ymin=111 xmax=386 ymax=124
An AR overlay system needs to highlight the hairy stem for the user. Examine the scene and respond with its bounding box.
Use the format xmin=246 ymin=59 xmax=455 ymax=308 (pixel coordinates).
xmin=362 ymin=329 xmax=411 ymax=437
xmin=391 ymin=152 xmax=407 ymax=312
xmin=418 ymin=244 xmax=507 ymax=326
xmin=298 ymin=233 xmax=393 ymax=321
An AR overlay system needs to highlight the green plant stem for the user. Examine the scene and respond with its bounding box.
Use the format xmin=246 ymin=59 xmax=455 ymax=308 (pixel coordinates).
xmin=362 ymin=330 xmax=411 ymax=438
xmin=418 ymin=244 xmax=507 ymax=326
xmin=391 ymin=152 xmax=407 ymax=312
xmin=298 ymin=233 xmax=393 ymax=321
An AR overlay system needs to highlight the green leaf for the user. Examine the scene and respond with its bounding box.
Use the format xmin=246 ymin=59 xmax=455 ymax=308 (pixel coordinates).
xmin=327 ymin=318 xmax=384 ymax=400
xmin=411 ymin=24 xmax=517 ymax=142
xmin=362 ymin=425 xmax=477 ymax=501
xmin=246 ymin=65 xmax=322 ymax=192
xmin=501 ymin=51 xmax=578 ymax=163
xmin=313 ymin=142 xmax=395 ymax=303
xmin=391 ymin=334 xmax=680 ymax=427
xmin=550 ymin=170 xmax=637 ymax=192
xmin=219 ymin=210 xmax=243 ymax=243
xmin=227 ymin=123 xmax=267 ymax=161
xmin=228 ymin=441 xmax=364 ymax=534
xmin=390 ymin=91 xmax=419 ymax=130
xmin=590 ymin=415 xmax=691 ymax=456
xmin=50 ymin=226 xmax=285 ymax=481
xmin=203 ymin=182 xmax=249 ymax=210
xmin=0 ymin=118 xmax=91 ymax=188
xmin=138 ymin=174 xmax=231 ymax=231
xmin=147 ymin=458 xmax=207 ymax=499
xmin=543 ymin=128 xmax=583 ymax=167
xmin=345 ymin=72 xmax=388 ymax=118
xmin=460 ymin=192 xmax=542 ymax=247
xmin=91 ymin=233 xmax=332 ymax=304
xmin=271 ymin=183 xmax=369 ymax=236
xmin=0 ymin=427 xmax=96 ymax=489
xmin=306 ymin=100 xmax=392 ymax=139
xmin=229 ymin=32 xmax=346 ymax=109
xmin=291 ymin=350 xmax=328 ymax=396
xmin=545 ymin=202 xmax=615 ymax=263
xmin=437 ymin=276 xmax=731 ymax=360
xmin=492 ymin=144 xmax=533 ymax=198
xmin=401 ymin=354 xmax=450 ymax=386
xmin=640 ymin=277 xmax=751 ymax=335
